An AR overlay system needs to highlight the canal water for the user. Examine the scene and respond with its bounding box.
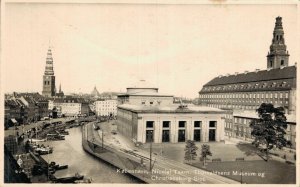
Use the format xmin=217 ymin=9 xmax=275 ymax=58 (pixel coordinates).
xmin=41 ymin=126 xmax=141 ymax=183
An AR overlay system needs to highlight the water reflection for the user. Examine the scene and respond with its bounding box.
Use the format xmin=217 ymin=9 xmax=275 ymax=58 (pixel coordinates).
xmin=41 ymin=127 xmax=141 ymax=183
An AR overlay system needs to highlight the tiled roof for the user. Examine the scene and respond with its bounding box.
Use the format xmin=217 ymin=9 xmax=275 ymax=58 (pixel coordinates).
xmin=5 ymin=99 xmax=20 ymax=108
xmin=53 ymin=97 xmax=87 ymax=103
xmin=200 ymin=66 xmax=296 ymax=93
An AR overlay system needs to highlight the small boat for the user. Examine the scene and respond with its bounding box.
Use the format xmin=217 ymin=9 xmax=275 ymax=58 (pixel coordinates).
xmin=52 ymin=173 xmax=84 ymax=183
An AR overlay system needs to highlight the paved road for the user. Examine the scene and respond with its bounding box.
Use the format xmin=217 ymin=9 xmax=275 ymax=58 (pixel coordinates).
xmin=87 ymin=122 xmax=239 ymax=184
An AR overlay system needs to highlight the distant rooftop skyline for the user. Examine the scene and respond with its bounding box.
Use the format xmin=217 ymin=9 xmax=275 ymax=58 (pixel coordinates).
xmin=2 ymin=3 xmax=298 ymax=98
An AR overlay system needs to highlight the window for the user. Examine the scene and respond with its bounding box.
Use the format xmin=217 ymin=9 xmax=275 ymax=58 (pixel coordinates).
xmin=209 ymin=121 xmax=216 ymax=128
xmin=146 ymin=121 xmax=154 ymax=128
xmin=141 ymin=101 xmax=145 ymax=105
xmin=150 ymin=101 xmax=153 ymax=105
xmin=194 ymin=121 xmax=202 ymax=128
xmin=179 ymin=121 xmax=186 ymax=128
xmin=281 ymin=60 xmax=284 ymax=66
xmin=270 ymin=61 xmax=273 ymax=67
xmin=163 ymin=121 xmax=170 ymax=128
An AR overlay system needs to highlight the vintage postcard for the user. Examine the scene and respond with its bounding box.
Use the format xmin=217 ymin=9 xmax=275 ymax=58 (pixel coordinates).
xmin=0 ymin=0 xmax=299 ymax=186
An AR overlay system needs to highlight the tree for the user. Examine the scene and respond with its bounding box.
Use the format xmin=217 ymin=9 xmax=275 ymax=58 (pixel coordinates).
xmin=200 ymin=144 xmax=212 ymax=168
xmin=184 ymin=140 xmax=198 ymax=163
xmin=249 ymin=103 xmax=291 ymax=161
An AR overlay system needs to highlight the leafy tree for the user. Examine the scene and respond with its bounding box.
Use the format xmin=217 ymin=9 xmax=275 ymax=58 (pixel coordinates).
xmin=184 ymin=140 xmax=198 ymax=163
xmin=250 ymin=103 xmax=291 ymax=161
xmin=200 ymin=144 xmax=212 ymax=168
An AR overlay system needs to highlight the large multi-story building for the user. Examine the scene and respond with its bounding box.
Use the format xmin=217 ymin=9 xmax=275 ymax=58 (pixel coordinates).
xmin=198 ymin=17 xmax=296 ymax=147
xmin=117 ymin=81 xmax=228 ymax=144
xmin=95 ymin=99 xmax=117 ymax=117
xmin=42 ymin=48 xmax=56 ymax=97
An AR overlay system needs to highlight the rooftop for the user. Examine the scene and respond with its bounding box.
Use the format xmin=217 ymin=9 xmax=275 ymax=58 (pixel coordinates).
xmin=118 ymin=104 xmax=227 ymax=114
xmin=118 ymin=91 xmax=173 ymax=97
xmin=203 ymin=66 xmax=296 ymax=87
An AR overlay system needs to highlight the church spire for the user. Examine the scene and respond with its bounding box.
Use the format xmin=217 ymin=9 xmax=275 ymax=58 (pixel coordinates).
xmin=42 ymin=47 xmax=56 ymax=97
xmin=59 ymin=83 xmax=62 ymax=93
xmin=44 ymin=47 xmax=55 ymax=75
xmin=267 ymin=16 xmax=289 ymax=69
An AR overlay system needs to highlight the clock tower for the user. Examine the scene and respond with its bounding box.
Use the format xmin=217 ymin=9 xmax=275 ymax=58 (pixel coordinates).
xmin=42 ymin=48 xmax=56 ymax=97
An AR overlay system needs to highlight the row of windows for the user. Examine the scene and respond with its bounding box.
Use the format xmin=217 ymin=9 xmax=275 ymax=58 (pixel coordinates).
xmin=200 ymin=92 xmax=289 ymax=99
xmin=44 ymin=81 xmax=51 ymax=85
xmin=142 ymin=100 xmax=161 ymax=105
xmin=206 ymin=100 xmax=288 ymax=110
xmin=202 ymin=81 xmax=291 ymax=92
xmin=207 ymin=104 xmax=261 ymax=110
xmin=97 ymin=108 xmax=116 ymax=111
xmin=146 ymin=121 xmax=216 ymax=128
xmin=203 ymin=98 xmax=288 ymax=104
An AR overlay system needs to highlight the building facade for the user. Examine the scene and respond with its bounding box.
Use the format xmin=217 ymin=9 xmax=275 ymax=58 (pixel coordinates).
xmin=4 ymin=93 xmax=49 ymax=127
xmin=42 ymin=48 xmax=56 ymax=97
xmin=50 ymin=97 xmax=90 ymax=117
xmin=95 ymin=99 xmax=117 ymax=117
xmin=118 ymin=105 xmax=226 ymax=144
xmin=117 ymin=81 xmax=227 ymax=144
xmin=198 ymin=17 xmax=296 ymax=148
xmin=230 ymin=111 xmax=296 ymax=149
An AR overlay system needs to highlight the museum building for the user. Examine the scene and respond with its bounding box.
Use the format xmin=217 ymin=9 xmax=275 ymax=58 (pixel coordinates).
xmin=117 ymin=81 xmax=228 ymax=144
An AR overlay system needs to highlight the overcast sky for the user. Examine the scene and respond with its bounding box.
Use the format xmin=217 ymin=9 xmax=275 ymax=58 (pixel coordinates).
xmin=2 ymin=2 xmax=298 ymax=98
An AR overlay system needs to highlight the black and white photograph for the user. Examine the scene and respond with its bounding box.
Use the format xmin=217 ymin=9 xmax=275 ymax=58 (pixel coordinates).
xmin=0 ymin=0 xmax=299 ymax=185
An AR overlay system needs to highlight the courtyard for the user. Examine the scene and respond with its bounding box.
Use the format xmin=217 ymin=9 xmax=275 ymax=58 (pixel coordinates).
xmin=141 ymin=142 xmax=296 ymax=184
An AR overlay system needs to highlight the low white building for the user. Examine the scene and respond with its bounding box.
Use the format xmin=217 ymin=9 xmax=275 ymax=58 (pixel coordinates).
xmin=118 ymin=104 xmax=226 ymax=144
xmin=95 ymin=99 xmax=117 ymax=117
xmin=117 ymin=80 xmax=227 ymax=144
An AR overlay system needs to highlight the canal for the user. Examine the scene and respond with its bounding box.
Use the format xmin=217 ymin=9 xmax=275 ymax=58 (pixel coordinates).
xmin=41 ymin=126 xmax=142 ymax=183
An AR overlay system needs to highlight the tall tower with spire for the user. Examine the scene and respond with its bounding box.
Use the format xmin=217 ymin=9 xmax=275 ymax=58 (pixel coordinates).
xmin=42 ymin=48 xmax=56 ymax=97
xmin=267 ymin=16 xmax=289 ymax=69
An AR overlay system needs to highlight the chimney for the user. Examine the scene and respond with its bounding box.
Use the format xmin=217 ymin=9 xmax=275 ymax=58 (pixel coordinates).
xmin=218 ymin=75 xmax=223 ymax=78
xmin=235 ymin=72 xmax=238 ymax=75
xmin=226 ymin=73 xmax=230 ymax=76
xmin=244 ymin=71 xmax=249 ymax=74
xmin=255 ymin=69 xmax=260 ymax=73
